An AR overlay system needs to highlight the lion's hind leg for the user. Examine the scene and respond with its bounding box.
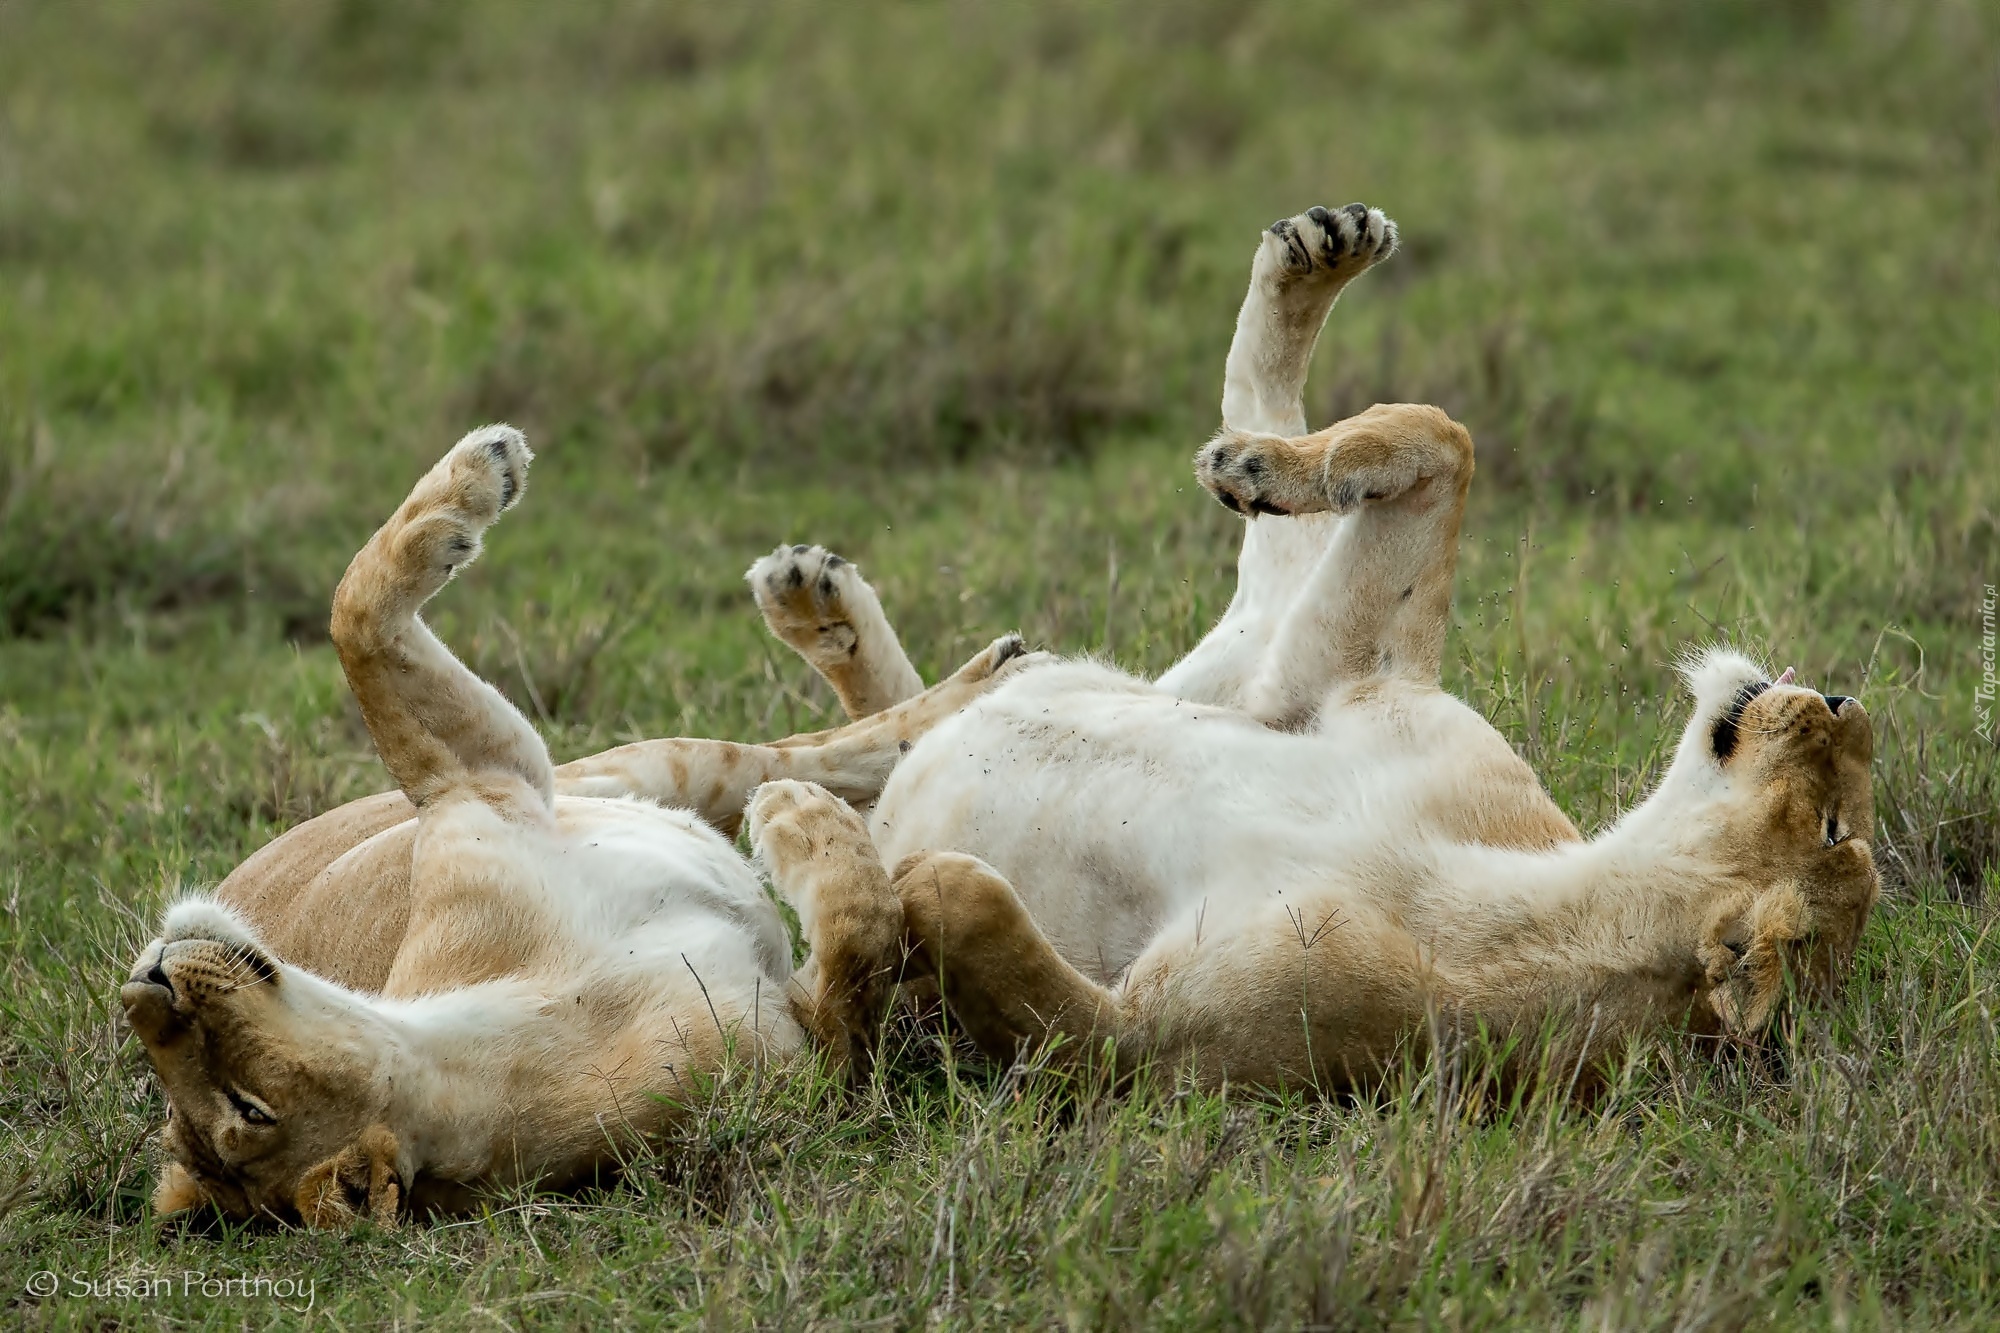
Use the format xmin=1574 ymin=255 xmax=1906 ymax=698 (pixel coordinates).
xmin=331 ymin=424 xmax=553 ymax=818
xmin=1221 ymin=203 xmax=1399 ymax=442
xmin=892 ymin=852 xmax=1122 ymax=1064
xmin=1111 ymin=894 xmax=1425 ymax=1091
xmin=891 ymin=853 xmax=1425 ymax=1091
xmin=551 ymin=632 xmax=1031 ymax=834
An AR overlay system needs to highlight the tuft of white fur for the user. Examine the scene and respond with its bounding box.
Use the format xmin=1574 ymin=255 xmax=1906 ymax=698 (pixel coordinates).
xmin=1675 ymin=644 xmax=1773 ymax=722
xmin=1652 ymin=645 xmax=1775 ymax=791
xmin=160 ymin=896 xmax=266 ymax=950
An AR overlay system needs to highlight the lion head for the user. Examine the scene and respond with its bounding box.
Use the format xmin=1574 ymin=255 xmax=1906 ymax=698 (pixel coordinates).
xmin=120 ymin=900 xmax=404 ymax=1227
xmin=1667 ymin=650 xmax=1880 ymax=1037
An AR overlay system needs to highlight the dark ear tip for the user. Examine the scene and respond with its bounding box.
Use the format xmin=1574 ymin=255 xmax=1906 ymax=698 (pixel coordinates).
xmin=233 ymin=945 xmax=280 ymax=985
xmin=1710 ymin=679 xmax=1773 ymax=761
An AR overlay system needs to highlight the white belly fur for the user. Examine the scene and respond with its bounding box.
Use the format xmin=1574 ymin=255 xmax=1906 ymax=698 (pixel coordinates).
xmin=539 ymin=795 xmax=791 ymax=985
xmin=871 ymin=660 xmax=1522 ymax=982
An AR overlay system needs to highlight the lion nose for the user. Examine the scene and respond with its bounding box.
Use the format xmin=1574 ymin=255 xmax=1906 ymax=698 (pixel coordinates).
xmin=1821 ymin=694 xmax=1852 ymax=714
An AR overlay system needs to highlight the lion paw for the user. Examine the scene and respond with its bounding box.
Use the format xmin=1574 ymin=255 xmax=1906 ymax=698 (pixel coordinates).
xmin=1196 ymin=431 xmax=1317 ymax=518
xmin=747 ymin=544 xmax=928 ymax=718
xmin=747 ymin=778 xmax=868 ymax=866
xmin=394 ymin=425 xmax=532 ymax=577
xmin=1260 ymin=203 xmax=1397 ymax=286
xmin=747 ymin=544 xmax=876 ymax=664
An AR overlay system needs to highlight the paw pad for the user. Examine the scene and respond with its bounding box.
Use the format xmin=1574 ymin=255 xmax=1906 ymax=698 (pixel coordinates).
xmin=748 ymin=544 xmax=868 ymax=655
xmin=443 ymin=424 xmax=532 ymax=523
xmin=1268 ymin=203 xmax=1398 ymax=278
xmin=1195 ymin=433 xmax=1293 ymax=518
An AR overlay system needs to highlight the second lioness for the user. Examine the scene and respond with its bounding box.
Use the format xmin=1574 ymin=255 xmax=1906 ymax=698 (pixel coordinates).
xmin=769 ymin=203 xmax=1881 ymax=1089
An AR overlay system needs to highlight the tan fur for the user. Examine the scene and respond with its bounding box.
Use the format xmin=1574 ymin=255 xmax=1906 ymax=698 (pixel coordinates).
xmin=123 ymin=427 xmax=1023 ymax=1226
xmin=751 ymin=781 xmax=907 ymax=1075
xmin=215 ymin=793 xmax=414 ymax=991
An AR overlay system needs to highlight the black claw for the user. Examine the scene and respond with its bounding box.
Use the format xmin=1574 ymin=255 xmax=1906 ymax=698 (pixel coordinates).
xmin=1241 ymin=455 xmax=1265 ymax=478
xmin=792 ymin=543 xmax=809 ymax=554
xmin=785 ymin=564 xmax=805 ymax=589
xmin=1269 ymin=218 xmax=1310 ymax=270
xmin=483 ymin=437 xmax=521 ymax=508
xmin=818 ymin=575 xmax=835 ymax=596
xmin=1307 ymin=205 xmax=1342 ymax=262
xmin=824 ymin=553 xmax=847 ymax=568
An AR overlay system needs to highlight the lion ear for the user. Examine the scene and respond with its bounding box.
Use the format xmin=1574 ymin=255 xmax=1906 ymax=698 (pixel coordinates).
xmin=294 ymin=1124 xmax=402 ymax=1229
xmin=152 ymin=1161 xmax=209 ymax=1218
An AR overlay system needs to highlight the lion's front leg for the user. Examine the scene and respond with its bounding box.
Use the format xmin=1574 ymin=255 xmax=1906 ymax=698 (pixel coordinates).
xmin=748 ymin=781 xmax=904 ymax=1078
xmin=552 ymin=633 xmax=1031 ymax=833
xmin=1195 ymin=403 xmax=1474 ymax=729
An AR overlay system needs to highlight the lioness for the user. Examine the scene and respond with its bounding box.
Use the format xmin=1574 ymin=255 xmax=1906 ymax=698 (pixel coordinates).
xmin=778 ymin=204 xmax=1881 ymax=1087
xmin=121 ymin=427 xmax=1026 ymax=1225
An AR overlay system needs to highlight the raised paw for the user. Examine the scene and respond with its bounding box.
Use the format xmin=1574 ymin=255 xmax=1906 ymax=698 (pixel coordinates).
xmin=431 ymin=424 xmax=531 ymax=522
xmin=748 ymin=544 xmax=873 ymax=663
xmin=959 ymin=632 xmax=1033 ymax=682
xmin=1195 ymin=430 xmax=1321 ymax=518
xmin=392 ymin=424 xmax=533 ymax=578
xmin=1197 ymin=405 xmax=1470 ymax=521
xmin=747 ymin=544 xmax=925 ymax=718
xmin=1261 ymin=203 xmax=1397 ymax=284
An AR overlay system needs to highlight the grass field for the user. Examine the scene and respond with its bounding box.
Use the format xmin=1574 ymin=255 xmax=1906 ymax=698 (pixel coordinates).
xmin=3 ymin=0 xmax=1997 ymax=1326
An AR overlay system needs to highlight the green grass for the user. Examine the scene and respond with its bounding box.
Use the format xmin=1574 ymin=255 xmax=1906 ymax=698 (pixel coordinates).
xmin=3 ymin=0 xmax=1997 ymax=1326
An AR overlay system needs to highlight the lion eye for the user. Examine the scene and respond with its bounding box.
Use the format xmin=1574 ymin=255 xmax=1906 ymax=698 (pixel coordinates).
xmin=1823 ymin=813 xmax=1847 ymax=847
xmin=227 ymin=1088 xmax=276 ymax=1127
